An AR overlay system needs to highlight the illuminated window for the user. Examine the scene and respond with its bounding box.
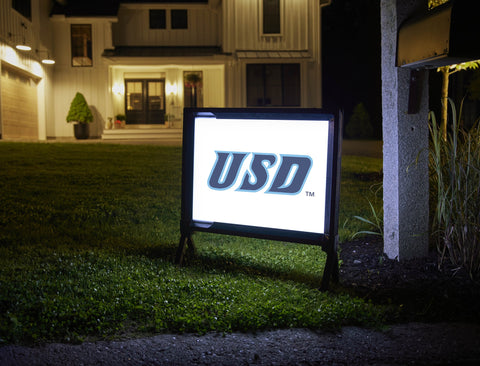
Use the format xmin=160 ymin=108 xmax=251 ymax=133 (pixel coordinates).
xmin=148 ymin=81 xmax=165 ymax=111
xmin=126 ymin=81 xmax=143 ymax=111
xmin=71 ymin=25 xmax=92 ymax=67
xmin=125 ymin=79 xmax=166 ymax=124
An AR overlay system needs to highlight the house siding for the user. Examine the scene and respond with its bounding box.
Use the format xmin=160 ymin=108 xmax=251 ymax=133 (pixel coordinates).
xmin=202 ymin=67 xmax=225 ymax=107
xmin=51 ymin=18 xmax=113 ymax=137
xmin=0 ymin=0 xmax=54 ymax=140
xmin=223 ymin=0 xmax=312 ymax=52
xmin=113 ymin=5 xmax=221 ymax=47
xmin=52 ymin=67 xmax=109 ymax=138
xmin=223 ymin=0 xmax=323 ymax=108
xmin=1 ymin=0 xmax=35 ymax=51
xmin=1 ymin=0 xmax=326 ymax=141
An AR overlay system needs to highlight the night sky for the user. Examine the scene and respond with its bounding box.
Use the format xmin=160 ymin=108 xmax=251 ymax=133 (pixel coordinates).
xmin=322 ymin=0 xmax=382 ymax=139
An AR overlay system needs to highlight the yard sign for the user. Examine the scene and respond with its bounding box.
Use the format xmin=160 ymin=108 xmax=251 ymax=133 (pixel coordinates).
xmin=177 ymin=108 xmax=342 ymax=289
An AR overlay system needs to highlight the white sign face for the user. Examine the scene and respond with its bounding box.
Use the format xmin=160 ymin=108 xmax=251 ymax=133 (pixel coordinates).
xmin=192 ymin=117 xmax=330 ymax=234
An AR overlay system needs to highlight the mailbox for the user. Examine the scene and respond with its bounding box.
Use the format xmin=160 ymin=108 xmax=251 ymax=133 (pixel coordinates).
xmin=397 ymin=0 xmax=480 ymax=68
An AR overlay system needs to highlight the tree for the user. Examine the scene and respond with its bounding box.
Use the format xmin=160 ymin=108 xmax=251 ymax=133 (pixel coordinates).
xmin=345 ymin=102 xmax=373 ymax=139
xmin=437 ymin=61 xmax=480 ymax=140
xmin=428 ymin=0 xmax=449 ymax=10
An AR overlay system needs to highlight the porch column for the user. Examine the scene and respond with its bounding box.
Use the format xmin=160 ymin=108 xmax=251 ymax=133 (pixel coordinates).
xmin=381 ymin=0 xmax=429 ymax=260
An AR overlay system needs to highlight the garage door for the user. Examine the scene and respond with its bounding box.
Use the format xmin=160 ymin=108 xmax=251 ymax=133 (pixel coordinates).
xmin=1 ymin=64 xmax=38 ymax=140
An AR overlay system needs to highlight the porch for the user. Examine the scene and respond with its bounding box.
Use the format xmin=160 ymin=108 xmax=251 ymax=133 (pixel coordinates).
xmin=101 ymin=124 xmax=182 ymax=143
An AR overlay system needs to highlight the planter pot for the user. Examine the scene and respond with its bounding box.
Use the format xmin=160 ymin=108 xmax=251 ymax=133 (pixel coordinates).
xmin=74 ymin=123 xmax=89 ymax=140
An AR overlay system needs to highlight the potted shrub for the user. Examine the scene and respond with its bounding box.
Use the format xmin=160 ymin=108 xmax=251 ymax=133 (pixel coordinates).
xmin=115 ymin=114 xmax=126 ymax=128
xmin=66 ymin=92 xmax=93 ymax=139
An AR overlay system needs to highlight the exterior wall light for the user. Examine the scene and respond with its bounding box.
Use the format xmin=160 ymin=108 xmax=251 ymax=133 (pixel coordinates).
xmin=37 ymin=49 xmax=55 ymax=64
xmin=166 ymin=82 xmax=178 ymax=95
xmin=11 ymin=23 xmax=31 ymax=51
xmin=41 ymin=57 xmax=55 ymax=65
xmin=16 ymin=43 xmax=31 ymax=51
xmin=167 ymin=83 xmax=178 ymax=106
xmin=112 ymin=83 xmax=125 ymax=95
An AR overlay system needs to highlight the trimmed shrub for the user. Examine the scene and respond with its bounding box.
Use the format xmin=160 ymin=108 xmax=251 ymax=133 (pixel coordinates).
xmin=66 ymin=92 xmax=93 ymax=124
xmin=345 ymin=103 xmax=374 ymax=139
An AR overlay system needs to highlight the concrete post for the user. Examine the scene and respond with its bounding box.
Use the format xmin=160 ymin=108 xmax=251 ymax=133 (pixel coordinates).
xmin=381 ymin=0 xmax=430 ymax=260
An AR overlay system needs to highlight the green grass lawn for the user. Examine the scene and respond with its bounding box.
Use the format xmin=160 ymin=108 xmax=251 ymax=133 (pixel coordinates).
xmin=0 ymin=142 xmax=384 ymax=344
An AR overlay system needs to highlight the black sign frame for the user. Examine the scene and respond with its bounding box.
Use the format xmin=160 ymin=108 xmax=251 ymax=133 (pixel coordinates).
xmin=176 ymin=108 xmax=342 ymax=289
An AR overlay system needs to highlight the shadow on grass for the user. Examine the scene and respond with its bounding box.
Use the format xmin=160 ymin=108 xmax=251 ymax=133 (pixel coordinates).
xmin=112 ymin=237 xmax=326 ymax=289
xmin=140 ymin=244 xmax=179 ymax=263
xmin=184 ymin=249 xmax=324 ymax=289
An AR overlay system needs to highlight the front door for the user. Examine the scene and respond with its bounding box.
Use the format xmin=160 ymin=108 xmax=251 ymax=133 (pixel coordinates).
xmin=125 ymin=79 xmax=165 ymax=124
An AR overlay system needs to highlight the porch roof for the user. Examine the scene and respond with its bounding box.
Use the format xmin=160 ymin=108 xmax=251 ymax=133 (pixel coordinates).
xmin=102 ymin=46 xmax=226 ymax=58
xmin=236 ymin=50 xmax=312 ymax=59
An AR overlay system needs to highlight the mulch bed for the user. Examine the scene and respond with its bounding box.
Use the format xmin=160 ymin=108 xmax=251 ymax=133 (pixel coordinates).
xmin=338 ymin=236 xmax=480 ymax=323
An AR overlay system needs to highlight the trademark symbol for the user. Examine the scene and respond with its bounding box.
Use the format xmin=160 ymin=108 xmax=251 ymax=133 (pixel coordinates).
xmin=306 ymin=191 xmax=315 ymax=197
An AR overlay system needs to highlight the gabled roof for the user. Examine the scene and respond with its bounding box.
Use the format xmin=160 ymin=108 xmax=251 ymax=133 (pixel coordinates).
xmin=120 ymin=0 xmax=208 ymax=3
xmin=50 ymin=0 xmax=120 ymax=17
xmin=50 ymin=0 xmax=209 ymax=17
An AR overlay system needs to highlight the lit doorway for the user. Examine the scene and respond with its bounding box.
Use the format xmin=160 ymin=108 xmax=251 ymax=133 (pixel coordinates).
xmin=125 ymin=79 xmax=166 ymax=124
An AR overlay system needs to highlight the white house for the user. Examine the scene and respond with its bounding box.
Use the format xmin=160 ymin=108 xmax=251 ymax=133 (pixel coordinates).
xmin=0 ymin=0 xmax=330 ymax=141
